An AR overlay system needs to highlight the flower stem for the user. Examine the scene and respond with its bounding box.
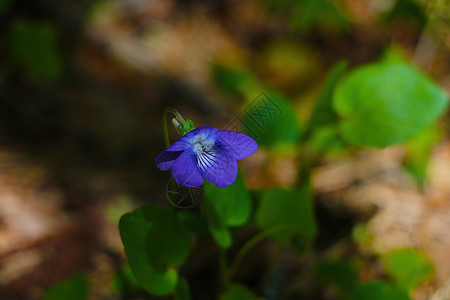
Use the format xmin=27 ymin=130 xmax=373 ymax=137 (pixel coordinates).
xmin=219 ymin=248 xmax=228 ymax=291
xmin=226 ymin=224 xmax=297 ymax=280
xmin=162 ymin=107 xmax=185 ymax=148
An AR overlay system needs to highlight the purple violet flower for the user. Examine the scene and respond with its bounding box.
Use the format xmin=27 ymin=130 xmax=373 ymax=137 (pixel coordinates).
xmin=155 ymin=126 xmax=258 ymax=188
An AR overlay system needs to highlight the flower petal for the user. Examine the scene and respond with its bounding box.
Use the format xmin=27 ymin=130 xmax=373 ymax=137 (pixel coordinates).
xmin=218 ymin=130 xmax=258 ymax=160
xmin=155 ymin=150 xmax=184 ymax=171
xmin=172 ymin=151 xmax=205 ymax=187
xmin=164 ymin=137 xmax=190 ymax=151
xmin=183 ymin=126 xmax=219 ymax=142
xmin=154 ymin=133 xmax=194 ymax=171
xmin=197 ymin=149 xmax=238 ymax=187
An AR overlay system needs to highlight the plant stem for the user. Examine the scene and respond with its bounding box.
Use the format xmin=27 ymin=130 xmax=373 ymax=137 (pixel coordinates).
xmin=256 ymin=243 xmax=283 ymax=293
xmin=219 ymin=248 xmax=228 ymax=291
xmin=226 ymin=224 xmax=297 ymax=280
xmin=162 ymin=107 xmax=185 ymax=148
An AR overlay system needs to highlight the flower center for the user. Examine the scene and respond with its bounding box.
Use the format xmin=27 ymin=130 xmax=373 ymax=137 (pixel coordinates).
xmin=192 ymin=136 xmax=215 ymax=156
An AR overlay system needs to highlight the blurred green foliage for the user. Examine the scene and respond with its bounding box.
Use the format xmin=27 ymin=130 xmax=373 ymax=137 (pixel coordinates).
xmin=220 ymin=284 xmax=260 ymax=300
xmin=352 ymin=222 xmax=374 ymax=248
xmin=383 ymin=0 xmax=428 ymax=28
xmin=0 ymin=0 xmax=11 ymax=15
xmin=242 ymin=92 xmax=302 ymax=147
xmin=291 ymin=0 xmax=350 ymax=32
xmin=383 ymin=248 xmax=434 ymax=292
xmin=315 ymin=259 xmax=359 ymax=299
xmin=255 ymin=181 xmax=316 ymax=245
xmin=404 ymin=124 xmax=442 ymax=185
xmin=9 ymin=19 xmax=62 ymax=82
xmin=177 ymin=211 xmax=210 ymax=236
xmin=351 ymin=281 xmax=410 ymax=300
xmin=174 ymin=277 xmax=192 ymax=300
xmin=265 ymin=0 xmax=350 ymax=32
xmin=111 ymin=265 xmax=141 ymax=296
xmin=43 ymin=274 xmax=89 ymax=300
xmin=307 ymin=61 xmax=348 ymax=130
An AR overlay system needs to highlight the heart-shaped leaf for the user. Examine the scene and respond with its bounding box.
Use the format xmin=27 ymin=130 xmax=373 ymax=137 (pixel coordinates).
xmin=333 ymin=62 xmax=448 ymax=147
xmin=119 ymin=205 xmax=191 ymax=295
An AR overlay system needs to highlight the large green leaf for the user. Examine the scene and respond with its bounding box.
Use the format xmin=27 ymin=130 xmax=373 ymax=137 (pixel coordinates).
xmin=203 ymin=172 xmax=252 ymax=248
xmin=203 ymin=193 xmax=232 ymax=248
xmin=383 ymin=248 xmax=434 ymax=292
xmin=204 ymin=172 xmax=252 ymax=227
xmin=351 ymin=281 xmax=411 ymax=300
xmin=10 ymin=19 xmax=62 ymax=81
xmin=119 ymin=205 xmax=191 ymax=295
xmin=44 ymin=274 xmax=89 ymax=300
xmin=177 ymin=211 xmax=210 ymax=236
xmin=333 ymin=62 xmax=448 ymax=147
xmin=255 ymin=182 xmax=316 ymax=245
xmin=220 ymin=284 xmax=260 ymax=300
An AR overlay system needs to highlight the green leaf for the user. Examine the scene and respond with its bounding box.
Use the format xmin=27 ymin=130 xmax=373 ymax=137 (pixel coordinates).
xmin=119 ymin=205 xmax=191 ymax=295
xmin=242 ymin=92 xmax=301 ymax=148
xmin=10 ymin=19 xmax=62 ymax=82
xmin=308 ymin=61 xmax=348 ymax=129
xmin=204 ymin=172 xmax=252 ymax=227
xmin=351 ymin=281 xmax=411 ymax=300
xmin=111 ymin=265 xmax=141 ymax=295
xmin=220 ymin=284 xmax=260 ymax=300
xmin=404 ymin=124 xmax=441 ymax=184
xmin=174 ymin=277 xmax=192 ymax=300
xmin=203 ymin=193 xmax=232 ymax=248
xmin=202 ymin=172 xmax=252 ymax=248
xmin=44 ymin=274 xmax=89 ymax=300
xmin=383 ymin=248 xmax=434 ymax=292
xmin=306 ymin=126 xmax=345 ymax=158
xmin=177 ymin=211 xmax=210 ymax=236
xmin=333 ymin=61 xmax=448 ymax=147
xmin=255 ymin=181 xmax=316 ymax=245
xmin=381 ymin=44 xmax=410 ymax=64
xmin=315 ymin=259 xmax=359 ymax=298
